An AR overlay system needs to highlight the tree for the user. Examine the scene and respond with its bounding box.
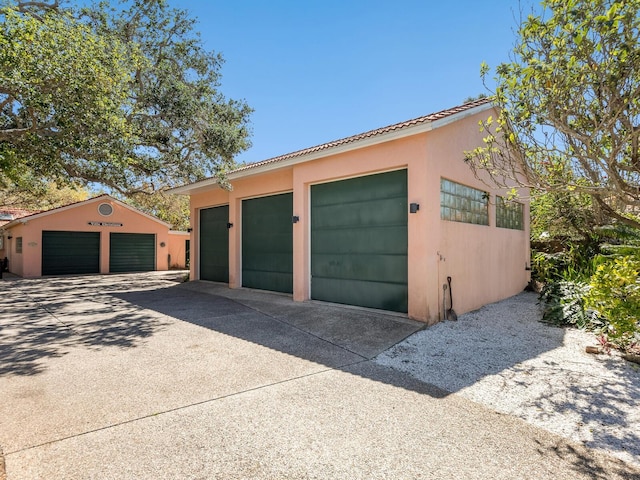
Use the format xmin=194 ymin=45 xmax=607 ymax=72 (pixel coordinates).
xmin=465 ymin=0 xmax=640 ymax=229
xmin=1 ymin=2 xmax=137 ymax=192
xmin=125 ymin=190 xmax=190 ymax=231
xmin=0 ymin=180 xmax=90 ymax=210
xmin=1 ymin=0 xmax=252 ymax=194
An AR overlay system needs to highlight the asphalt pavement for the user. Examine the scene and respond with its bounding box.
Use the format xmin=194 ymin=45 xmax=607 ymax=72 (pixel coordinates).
xmin=1 ymin=272 xmax=639 ymax=479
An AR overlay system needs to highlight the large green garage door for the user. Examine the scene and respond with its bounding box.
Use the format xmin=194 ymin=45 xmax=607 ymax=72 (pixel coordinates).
xmin=42 ymin=231 xmax=100 ymax=276
xmin=109 ymin=233 xmax=155 ymax=272
xmin=311 ymin=170 xmax=408 ymax=312
xmin=199 ymin=205 xmax=229 ymax=282
xmin=242 ymin=193 xmax=293 ymax=293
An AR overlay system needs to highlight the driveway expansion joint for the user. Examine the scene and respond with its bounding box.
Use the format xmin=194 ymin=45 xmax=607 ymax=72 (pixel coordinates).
xmin=5 ymin=359 xmax=369 ymax=457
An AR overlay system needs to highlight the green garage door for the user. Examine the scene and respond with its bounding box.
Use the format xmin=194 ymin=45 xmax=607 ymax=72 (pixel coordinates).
xmin=199 ymin=205 xmax=229 ymax=282
xmin=42 ymin=231 xmax=100 ymax=276
xmin=311 ymin=170 xmax=408 ymax=312
xmin=242 ymin=193 xmax=293 ymax=293
xmin=109 ymin=233 xmax=155 ymax=272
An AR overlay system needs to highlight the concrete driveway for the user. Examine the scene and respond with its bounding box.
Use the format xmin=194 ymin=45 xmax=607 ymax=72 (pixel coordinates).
xmin=1 ymin=273 xmax=638 ymax=479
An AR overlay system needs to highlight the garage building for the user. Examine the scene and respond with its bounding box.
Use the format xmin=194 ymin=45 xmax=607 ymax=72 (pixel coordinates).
xmin=0 ymin=195 xmax=188 ymax=278
xmin=170 ymin=99 xmax=531 ymax=324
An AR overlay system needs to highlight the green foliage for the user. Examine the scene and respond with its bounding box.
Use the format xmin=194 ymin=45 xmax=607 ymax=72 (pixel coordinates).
xmin=584 ymin=256 xmax=640 ymax=349
xmin=530 ymin=179 xmax=597 ymax=242
xmin=534 ymin=223 xmax=640 ymax=351
xmin=80 ymin=0 xmax=252 ymax=191
xmin=0 ymin=0 xmax=252 ymax=194
xmin=539 ymin=280 xmax=596 ymax=328
xmin=0 ymin=179 xmax=90 ymax=210
xmin=532 ymin=243 xmax=599 ymax=284
xmin=0 ymin=4 xmax=137 ymax=189
xmin=466 ymin=0 xmax=640 ymax=230
xmin=462 ymin=93 xmax=488 ymax=103
xmin=125 ymin=190 xmax=190 ymax=231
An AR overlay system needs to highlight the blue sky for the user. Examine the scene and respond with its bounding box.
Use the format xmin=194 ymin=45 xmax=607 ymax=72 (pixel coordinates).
xmin=178 ymin=1 xmax=537 ymax=165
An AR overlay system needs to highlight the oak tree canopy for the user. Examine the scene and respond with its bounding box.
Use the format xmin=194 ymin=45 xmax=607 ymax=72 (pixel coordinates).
xmin=0 ymin=0 xmax=252 ymax=196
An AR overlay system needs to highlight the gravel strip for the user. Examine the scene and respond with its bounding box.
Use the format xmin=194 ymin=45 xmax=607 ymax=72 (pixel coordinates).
xmin=375 ymin=291 xmax=640 ymax=468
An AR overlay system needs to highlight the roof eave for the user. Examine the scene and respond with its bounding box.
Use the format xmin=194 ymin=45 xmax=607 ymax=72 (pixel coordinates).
xmin=1 ymin=195 xmax=172 ymax=229
xmin=228 ymin=101 xmax=495 ymax=180
xmin=168 ymin=101 xmax=495 ymax=195
xmin=168 ymin=178 xmax=221 ymax=195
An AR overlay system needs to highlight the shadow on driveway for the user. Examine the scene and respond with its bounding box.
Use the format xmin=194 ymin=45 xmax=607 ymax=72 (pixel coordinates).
xmin=0 ymin=274 xmax=175 ymax=376
xmin=2 ymin=274 xmax=639 ymax=479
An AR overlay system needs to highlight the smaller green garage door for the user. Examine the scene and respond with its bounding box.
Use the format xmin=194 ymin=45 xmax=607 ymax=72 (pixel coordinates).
xmin=42 ymin=231 xmax=100 ymax=276
xmin=242 ymin=193 xmax=293 ymax=293
xmin=109 ymin=233 xmax=155 ymax=273
xmin=199 ymin=205 xmax=229 ymax=282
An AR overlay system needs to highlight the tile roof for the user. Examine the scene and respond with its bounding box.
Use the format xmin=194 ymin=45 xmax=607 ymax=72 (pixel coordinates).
xmin=1 ymin=195 xmax=108 ymax=226
xmin=0 ymin=207 xmax=39 ymax=227
xmin=232 ymin=97 xmax=492 ymax=174
xmin=168 ymin=97 xmax=494 ymax=194
xmin=1 ymin=194 xmax=171 ymax=229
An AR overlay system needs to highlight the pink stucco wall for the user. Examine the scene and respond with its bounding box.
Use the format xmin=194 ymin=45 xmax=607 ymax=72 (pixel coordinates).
xmin=168 ymin=231 xmax=190 ymax=269
xmin=3 ymin=197 xmax=174 ymax=278
xmin=188 ymin=107 xmax=530 ymax=324
xmin=3 ymin=223 xmax=26 ymax=277
xmin=429 ymin=119 xmax=530 ymax=316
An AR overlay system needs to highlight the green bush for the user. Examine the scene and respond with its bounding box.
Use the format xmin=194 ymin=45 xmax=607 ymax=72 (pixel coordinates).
xmin=539 ymin=280 xmax=597 ymax=329
xmin=584 ymin=256 xmax=640 ymax=350
xmin=532 ymin=242 xmax=598 ymax=285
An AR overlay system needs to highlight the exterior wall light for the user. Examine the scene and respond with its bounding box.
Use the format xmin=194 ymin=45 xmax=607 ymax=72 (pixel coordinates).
xmin=409 ymin=203 xmax=420 ymax=213
xmin=292 ymin=216 xmax=300 ymax=223
xmin=227 ymin=222 xmax=234 ymax=229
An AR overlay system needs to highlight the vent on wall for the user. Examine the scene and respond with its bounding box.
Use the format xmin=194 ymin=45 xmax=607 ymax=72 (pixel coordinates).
xmin=98 ymin=203 xmax=114 ymax=216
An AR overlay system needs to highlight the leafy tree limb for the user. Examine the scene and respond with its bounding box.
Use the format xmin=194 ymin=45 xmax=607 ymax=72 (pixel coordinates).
xmin=1 ymin=0 xmax=252 ymax=195
xmin=465 ymin=0 xmax=640 ymax=230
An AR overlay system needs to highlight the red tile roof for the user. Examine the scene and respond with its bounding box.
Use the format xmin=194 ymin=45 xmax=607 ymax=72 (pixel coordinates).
xmin=0 ymin=207 xmax=40 ymax=227
xmin=1 ymin=194 xmax=171 ymax=229
xmin=232 ymin=97 xmax=492 ymax=174
xmin=167 ymin=97 xmax=494 ymax=194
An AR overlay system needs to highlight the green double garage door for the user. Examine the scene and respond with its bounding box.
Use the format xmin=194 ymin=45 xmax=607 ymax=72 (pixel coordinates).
xmin=42 ymin=231 xmax=155 ymax=276
xmin=198 ymin=169 xmax=408 ymax=312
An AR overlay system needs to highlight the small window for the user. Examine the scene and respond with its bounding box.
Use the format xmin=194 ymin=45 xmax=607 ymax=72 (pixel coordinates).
xmin=496 ymin=196 xmax=524 ymax=230
xmin=440 ymin=178 xmax=489 ymax=225
xmin=16 ymin=237 xmax=23 ymax=253
xmin=98 ymin=203 xmax=114 ymax=216
xmin=0 ymin=235 xmax=3 ymax=249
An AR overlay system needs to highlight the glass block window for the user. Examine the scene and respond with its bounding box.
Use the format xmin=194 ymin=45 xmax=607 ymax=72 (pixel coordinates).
xmin=440 ymin=178 xmax=489 ymax=225
xmin=496 ymin=196 xmax=524 ymax=230
xmin=16 ymin=237 xmax=23 ymax=253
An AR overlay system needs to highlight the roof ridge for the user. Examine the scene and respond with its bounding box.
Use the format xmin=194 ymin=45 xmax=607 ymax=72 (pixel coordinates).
xmin=231 ymin=97 xmax=492 ymax=174
xmin=3 ymin=194 xmax=108 ymax=223
xmin=1 ymin=194 xmax=171 ymax=230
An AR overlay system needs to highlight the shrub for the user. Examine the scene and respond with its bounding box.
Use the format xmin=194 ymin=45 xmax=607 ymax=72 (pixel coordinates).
xmin=532 ymin=242 xmax=598 ymax=285
xmin=539 ymin=280 xmax=596 ymax=329
xmin=584 ymin=256 xmax=640 ymax=350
